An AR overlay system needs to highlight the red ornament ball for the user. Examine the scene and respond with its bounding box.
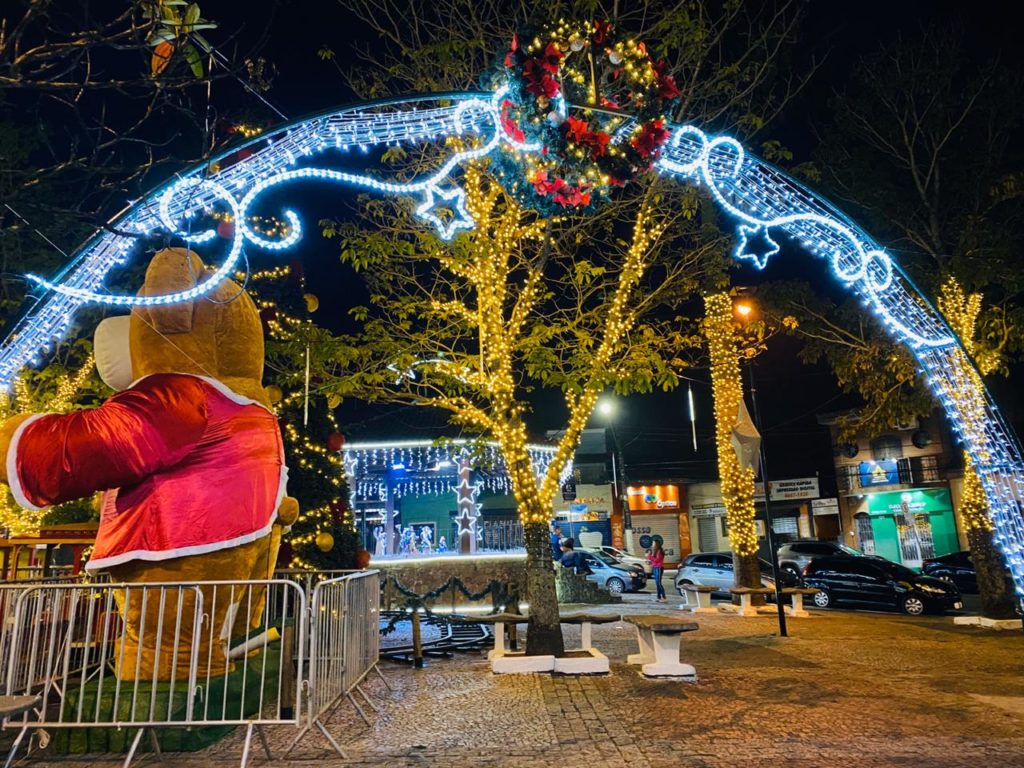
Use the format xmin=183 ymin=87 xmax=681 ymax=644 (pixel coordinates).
xmin=216 ymin=220 xmax=235 ymax=239
xmin=327 ymin=432 xmax=345 ymax=452
xmin=354 ymin=548 xmax=372 ymax=569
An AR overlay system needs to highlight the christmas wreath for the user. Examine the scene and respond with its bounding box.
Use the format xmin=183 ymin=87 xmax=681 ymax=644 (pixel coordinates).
xmin=496 ymin=19 xmax=681 ymax=212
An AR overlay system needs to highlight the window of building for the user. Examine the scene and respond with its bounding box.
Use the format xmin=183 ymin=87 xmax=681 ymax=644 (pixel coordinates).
xmin=871 ymin=435 xmax=903 ymax=461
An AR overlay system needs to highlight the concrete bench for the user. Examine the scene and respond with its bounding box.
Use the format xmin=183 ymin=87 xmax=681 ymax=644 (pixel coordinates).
xmin=679 ymin=583 xmax=717 ymax=613
xmin=448 ymin=613 xmax=535 ymax=671
xmin=0 ymin=694 xmax=42 ymax=761
xmin=727 ymin=586 xmax=774 ymax=617
xmin=0 ymin=695 xmax=40 ymax=721
xmin=624 ymin=614 xmax=699 ymax=678
xmin=555 ymin=612 xmax=621 ymax=674
xmin=780 ymin=587 xmax=819 ymax=618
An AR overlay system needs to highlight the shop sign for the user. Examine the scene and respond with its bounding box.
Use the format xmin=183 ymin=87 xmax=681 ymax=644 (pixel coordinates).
xmin=626 ymin=484 xmax=681 ymax=511
xmin=561 ymin=479 xmax=577 ymax=501
xmin=865 ymin=488 xmax=952 ymax=516
xmin=859 ymin=459 xmax=900 ymax=487
xmin=811 ymin=497 xmax=840 ymax=516
xmin=690 ymin=503 xmax=725 ymax=518
xmin=768 ymin=477 xmax=819 ymax=501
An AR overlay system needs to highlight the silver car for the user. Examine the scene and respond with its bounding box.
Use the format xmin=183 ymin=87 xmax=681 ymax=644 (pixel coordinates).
xmin=585 ymin=545 xmax=654 ymax=575
xmin=572 ymin=550 xmax=647 ymax=594
xmin=674 ymin=551 xmax=797 ymax=595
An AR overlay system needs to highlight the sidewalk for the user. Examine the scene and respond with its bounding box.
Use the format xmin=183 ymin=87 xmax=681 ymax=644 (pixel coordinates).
xmin=25 ymin=608 xmax=1024 ymax=767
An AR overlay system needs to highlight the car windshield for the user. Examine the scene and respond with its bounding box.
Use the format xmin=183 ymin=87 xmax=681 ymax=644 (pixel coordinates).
xmin=873 ymin=560 xmax=919 ymax=580
xmin=589 ymin=551 xmax=618 ymax=567
xmin=837 ymin=543 xmax=865 ymax=557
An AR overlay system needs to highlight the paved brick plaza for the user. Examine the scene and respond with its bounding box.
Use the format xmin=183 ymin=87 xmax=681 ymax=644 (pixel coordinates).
xmin=28 ymin=600 xmax=1024 ymax=767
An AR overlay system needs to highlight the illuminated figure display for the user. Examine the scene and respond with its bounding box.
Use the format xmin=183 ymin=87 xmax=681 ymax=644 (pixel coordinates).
xmin=1 ymin=84 xmax=1022 ymax=596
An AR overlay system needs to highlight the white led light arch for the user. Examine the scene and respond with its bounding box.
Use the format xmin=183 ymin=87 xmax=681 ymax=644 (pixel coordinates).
xmin=2 ymin=87 xmax=1024 ymax=597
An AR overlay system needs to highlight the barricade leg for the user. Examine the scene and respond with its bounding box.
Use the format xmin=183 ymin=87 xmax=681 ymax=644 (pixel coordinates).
xmin=3 ymin=727 xmax=29 ymax=768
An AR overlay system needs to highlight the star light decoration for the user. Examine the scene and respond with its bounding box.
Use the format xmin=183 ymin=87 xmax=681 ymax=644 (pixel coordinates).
xmin=455 ymin=453 xmax=483 ymax=548
xmin=415 ymin=186 xmax=475 ymax=240
xmin=734 ymin=224 xmax=780 ymax=270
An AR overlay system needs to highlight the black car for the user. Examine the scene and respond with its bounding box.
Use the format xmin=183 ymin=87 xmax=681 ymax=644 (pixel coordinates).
xmin=922 ymin=550 xmax=1017 ymax=596
xmin=922 ymin=551 xmax=978 ymax=592
xmin=803 ymin=555 xmax=962 ymax=616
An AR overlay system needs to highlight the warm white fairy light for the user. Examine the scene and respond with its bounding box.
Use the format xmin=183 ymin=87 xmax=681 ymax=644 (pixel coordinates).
xmin=1 ymin=84 xmax=1023 ymax=595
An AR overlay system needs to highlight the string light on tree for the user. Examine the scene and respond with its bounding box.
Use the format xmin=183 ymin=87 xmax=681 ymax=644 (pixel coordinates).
xmin=703 ymin=292 xmax=759 ymax=558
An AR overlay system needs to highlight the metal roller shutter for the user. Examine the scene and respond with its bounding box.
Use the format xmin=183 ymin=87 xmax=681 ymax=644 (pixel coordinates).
xmin=631 ymin=514 xmax=681 ymax=563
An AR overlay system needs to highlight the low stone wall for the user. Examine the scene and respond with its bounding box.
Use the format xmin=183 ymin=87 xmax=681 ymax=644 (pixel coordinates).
xmin=555 ymin=568 xmax=621 ymax=604
xmin=373 ymin=555 xmax=618 ymax=609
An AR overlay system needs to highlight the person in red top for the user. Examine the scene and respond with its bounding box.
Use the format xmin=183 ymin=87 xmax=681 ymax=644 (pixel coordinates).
xmin=647 ymin=539 xmax=667 ymax=602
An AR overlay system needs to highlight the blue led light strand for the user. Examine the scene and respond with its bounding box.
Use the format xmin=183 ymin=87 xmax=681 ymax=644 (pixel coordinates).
xmin=2 ymin=89 xmax=1023 ymax=598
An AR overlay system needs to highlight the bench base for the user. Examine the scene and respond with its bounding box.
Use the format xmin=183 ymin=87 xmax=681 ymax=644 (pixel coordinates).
xmin=553 ymin=648 xmax=609 ymax=675
xmin=637 ymin=660 xmax=697 ymax=679
xmin=953 ymin=615 xmax=1023 ymax=630
xmin=491 ymin=652 xmax=556 ymax=674
xmin=715 ymin=602 xmax=761 ymax=617
xmin=681 ymin=605 xmax=719 ymax=614
xmin=627 ymin=628 xmax=697 ymax=680
xmin=784 ymin=606 xmax=811 ymax=618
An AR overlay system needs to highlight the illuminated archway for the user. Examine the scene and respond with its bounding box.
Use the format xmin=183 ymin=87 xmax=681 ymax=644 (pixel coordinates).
xmin=2 ymin=88 xmax=1022 ymax=595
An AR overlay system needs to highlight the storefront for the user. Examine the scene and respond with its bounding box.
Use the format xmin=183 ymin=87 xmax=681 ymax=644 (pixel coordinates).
xmin=626 ymin=484 xmax=689 ymax=565
xmin=854 ymin=487 xmax=959 ymax=568
xmin=553 ymin=483 xmax=614 ymax=549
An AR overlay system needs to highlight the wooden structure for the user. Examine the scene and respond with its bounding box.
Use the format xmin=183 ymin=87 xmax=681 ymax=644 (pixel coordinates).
xmin=0 ymin=522 xmax=98 ymax=581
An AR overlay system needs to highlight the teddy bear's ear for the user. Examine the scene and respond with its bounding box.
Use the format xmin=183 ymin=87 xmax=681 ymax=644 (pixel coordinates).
xmin=135 ymin=248 xmax=201 ymax=333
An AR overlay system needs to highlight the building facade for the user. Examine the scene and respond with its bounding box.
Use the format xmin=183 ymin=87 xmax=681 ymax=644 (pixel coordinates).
xmin=819 ymin=411 xmax=967 ymax=569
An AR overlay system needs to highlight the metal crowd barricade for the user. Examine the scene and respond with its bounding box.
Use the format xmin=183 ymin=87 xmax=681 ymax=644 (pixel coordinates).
xmin=291 ymin=570 xmax=384 ymax=759
xmin=0 ymin=579 xmax=307 ymax=768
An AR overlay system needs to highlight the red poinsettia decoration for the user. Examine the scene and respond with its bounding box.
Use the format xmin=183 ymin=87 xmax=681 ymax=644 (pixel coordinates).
xmin=653 ymin=59 xmax=682 ymax=100
xmin=563 ymin=117 xmax=611 ymax=160
xmin=631 ymin=118 xmax=669 ymax=159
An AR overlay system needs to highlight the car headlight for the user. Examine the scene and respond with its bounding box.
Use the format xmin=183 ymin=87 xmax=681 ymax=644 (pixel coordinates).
xmin=918 ymin=584 xmax=945 ymax=595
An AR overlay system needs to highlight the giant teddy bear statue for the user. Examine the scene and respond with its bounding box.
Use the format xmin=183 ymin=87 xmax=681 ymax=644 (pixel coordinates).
xmin=0 ymin=247 xmax=298 ymax=681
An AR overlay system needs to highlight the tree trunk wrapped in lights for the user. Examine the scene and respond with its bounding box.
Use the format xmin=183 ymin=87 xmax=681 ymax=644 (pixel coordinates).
xmin=937 ymin=277 xmax=1017 ymax=619
xmin=703 ymin=292 xmax=763 ymax=598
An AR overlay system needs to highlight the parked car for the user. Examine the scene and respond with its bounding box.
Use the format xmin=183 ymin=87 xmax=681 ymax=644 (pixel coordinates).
xmin=922 ymin=550 xmax=1018 ymax=597
xmin=585 ymin=545 xmax=654 ymax=575
xmin=674 ymin=552 xmax=798 ymax=598
xmin=776 ymin=540 xmax=866 ymax=577
xmin=573 ymin=550 xmax=647 ymax=594
xmin=802 ymin=555 xmax=962 ymax=615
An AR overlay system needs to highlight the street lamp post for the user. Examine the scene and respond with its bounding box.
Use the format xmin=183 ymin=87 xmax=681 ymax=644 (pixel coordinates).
xmin=598 ymin=397 xmax=634 ymax=553
xmin=735 ymin=299 xmax=788 ymax=638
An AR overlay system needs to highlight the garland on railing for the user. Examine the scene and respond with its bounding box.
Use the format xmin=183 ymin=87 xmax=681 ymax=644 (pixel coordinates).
xmin=379 ymin=574 xmax=521 ymax=635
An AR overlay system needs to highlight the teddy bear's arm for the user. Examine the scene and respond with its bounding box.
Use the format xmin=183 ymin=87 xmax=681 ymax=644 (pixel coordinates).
xmin=6 ymin=373 xmax=209 ymax=509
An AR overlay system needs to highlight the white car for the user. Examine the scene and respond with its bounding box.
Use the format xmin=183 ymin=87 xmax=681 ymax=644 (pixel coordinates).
xmin=583 ymin=545 xmax=654 ymax=575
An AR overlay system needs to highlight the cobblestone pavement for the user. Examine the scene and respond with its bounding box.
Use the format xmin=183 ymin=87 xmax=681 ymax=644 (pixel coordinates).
xmin=20 ymin=601 xmax=1024 ymax=767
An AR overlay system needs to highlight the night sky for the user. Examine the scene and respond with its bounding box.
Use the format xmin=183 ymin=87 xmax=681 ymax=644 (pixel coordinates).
xmin=190 ymin=0 xmax=1022 ymax=491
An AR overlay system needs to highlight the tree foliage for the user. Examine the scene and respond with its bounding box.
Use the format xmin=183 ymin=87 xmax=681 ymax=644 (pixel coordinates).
xmin=768 ymin=26 xmax=1024 ymax=436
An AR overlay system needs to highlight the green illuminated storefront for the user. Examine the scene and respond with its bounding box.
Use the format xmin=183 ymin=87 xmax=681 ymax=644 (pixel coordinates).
xmin=856 ymin=488 xmax=959 ymax=569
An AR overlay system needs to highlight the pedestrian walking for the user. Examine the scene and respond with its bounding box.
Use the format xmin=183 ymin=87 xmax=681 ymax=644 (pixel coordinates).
xmin=648 ymin=540 xmax=666 ymax=602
